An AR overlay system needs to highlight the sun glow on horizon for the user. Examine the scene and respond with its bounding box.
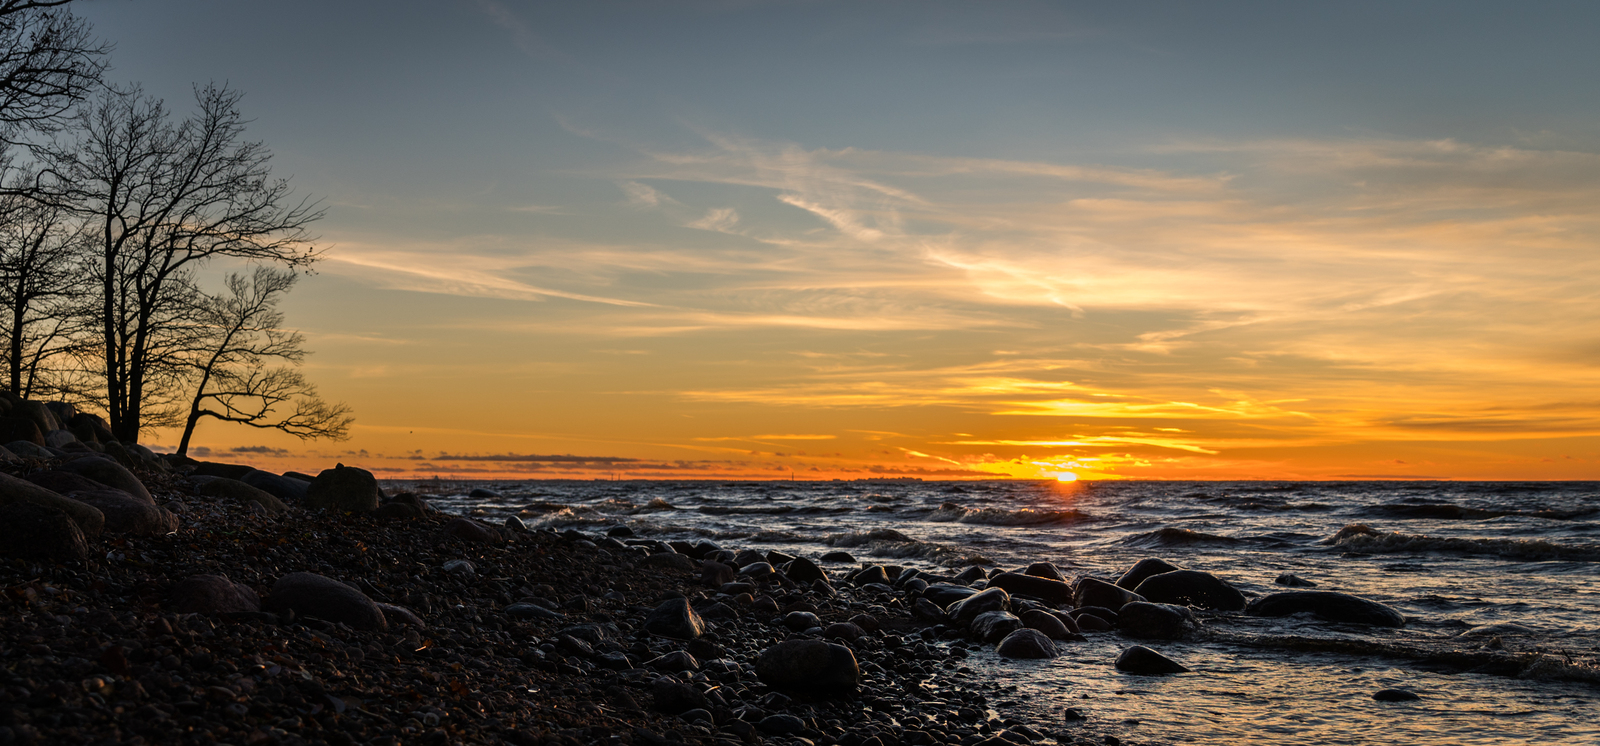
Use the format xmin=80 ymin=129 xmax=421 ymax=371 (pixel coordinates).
xmin=1054 ymin=472 xmax=1079 ymax=482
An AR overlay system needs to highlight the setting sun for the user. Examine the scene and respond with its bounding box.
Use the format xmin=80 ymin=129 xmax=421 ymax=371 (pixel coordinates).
xmin=1055 ymin=472 xmax=1079 ymax=482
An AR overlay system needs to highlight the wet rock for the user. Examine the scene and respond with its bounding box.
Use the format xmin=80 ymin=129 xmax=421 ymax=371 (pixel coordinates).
xmin=824 ymin=622 xmax=865 ymax=642
xmin=0 ymin=500 xmax=90 ymax=560
xmin=0 ymin=470 xmax=103 ymax=534
xmin=651 ymin=680 xmax=709 ymax=715
xmin=1073 ymin=577 xmax=1145 ymax=611
xmin=1024 ymin=562 xmax=1066 ymax=581
xmin=988 ymin=572 xmax=1073 ymax=605
xmin=995 ymin=628 xmax=1059 ymax=659
xmin=304 ymin=463 xmax=379 ymax=512
xmin=643 ymin=597 xmax=705 ymax=639
xmin=954 ymin=566 xmax=988 ymax=585
xmin=756 ymin=639 xmax=860 ymax=695
xmin=912 ymin=598 xmax=948 ymax=624
xmin=73 ymin=489 xmax=178 ymax=535
xmin=468 ymin=487 xmax=501 ymax=498
xmin=692 ymin=560 xmax=733 ymax=589
xmin=1020 ymin=609 xmax=1076 ymax=640
xmin=1115 ymin=558 xmax=1181 ymax=590
xmin=783 ymin=611 xmax=822 ymax=631
xmin=1245 ymin=591 xmax=1405 ymax=627
xmin=642 ymin=552 xmax=697 ymax=572
xmin=264 ymin=572 xmax=387 ymax=631
xmin=785 ymin=556 xmax=829 ymax=584
xmin=606 ymin=525 xmax=634 ymax=537
xmin=57 ymin=455 xmax=153 ymax=503
xmin=740 ymin=561 xmax=776 ymax=580
xmin=1074 ymin=613 xmax=1113 ymax=632
xmin=240 ymin=469 xmax=310 ymax=502
xmin=1133 ymin=570 xmax=1247 ymax=611
xmin=170 ymin=575 xmax=261 ymax=615
xmin=1117 ymin=602 xmax=1195 ymax=640
xmin=757 ymin=714 xmax=805 ymax=735
xmin=854 ymin=565 xmax=892 ymax=586
xmin=191 ymin=477 xmax=287 ymax=514
xmin=441 ymin=517 xmax=502 ymax=544
xmin=924 ymin=583 xmax=980 ymax=607
xmin=647 ymin=651 xmax=699 ymax=672
xmin=971 ymin=610 xmax=1025 ymax=642
xmin=1372 ymin=689 xmax=1420 ymax=702
xmin=1274 ymin=573 xmax=1316 ymax=587
xmin=946 ymin=587 xmax=1011 ymax=626
xmin=503 ymin=515 xmax=527 ymax=531
xmin=1114 ymin=645 xmax=1189 ymax=674
xmin=820 ymin=551 xmax=855 ymax=563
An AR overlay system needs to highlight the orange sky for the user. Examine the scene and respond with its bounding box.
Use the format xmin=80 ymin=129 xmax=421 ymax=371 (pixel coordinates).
xmin=95 ymin=2 xmax=1600 ymax=481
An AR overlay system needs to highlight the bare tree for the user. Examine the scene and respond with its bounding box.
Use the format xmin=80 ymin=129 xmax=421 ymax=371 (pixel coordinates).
xmin=42 ymin=83 xmax=322 ymax=442
xmin=0 ymin=175 xmax=91 ymax=396
xmin=176 ymin=266 xmax=351 ymax=456
xmin=0 ymin=0 xmax=107 ymax=144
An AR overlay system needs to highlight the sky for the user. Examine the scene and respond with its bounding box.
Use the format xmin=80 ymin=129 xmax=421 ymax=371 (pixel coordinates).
xmin=74 ymin=0 xmax=1600 ymax=481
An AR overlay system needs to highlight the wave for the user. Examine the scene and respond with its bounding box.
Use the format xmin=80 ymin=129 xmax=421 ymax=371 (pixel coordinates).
xmin=1205 ymin=630 xmax=1599 ymax=680
xmin=923 ymin=502 xmax=1096 ymax=526
xmin=698 ymin=505 xmax=853 ymax=516
xmin=1121 ymin=527 xmax=1246 ymax=548
xmin=1363 ymin=503 xmax=1595 ymax=521
xmin=1324 ymin=524 xmax=1600 ymax=561
xmin=824 ymin=528 xmax=992 ymax=567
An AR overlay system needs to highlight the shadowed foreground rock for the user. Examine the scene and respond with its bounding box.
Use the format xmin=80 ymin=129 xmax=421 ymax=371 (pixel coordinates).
xmin=169 ymin=574 xmax=261 ymax=614
xmin=642 ymin=596 xmax=704 ymax=639
xmin=0 ymin=500 xmax=89 ymax=560
xmin=0 ymin=470 xmax=105 ymax=536
xmin=264 ymin=571 xmax=388 ymax=630
xmin=756 ymin=639 xmax=861 ymax=695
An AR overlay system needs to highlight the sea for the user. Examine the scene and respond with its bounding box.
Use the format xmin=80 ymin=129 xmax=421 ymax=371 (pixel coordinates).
xmin=384 ymin=478 xmax=1600 ymax=745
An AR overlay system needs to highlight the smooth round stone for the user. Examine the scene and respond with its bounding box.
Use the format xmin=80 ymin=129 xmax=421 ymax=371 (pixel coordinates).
xmin=1373 ymin=689 xmax=1421 ymax=702
xmin=995 ymin=628 xmax=1059 ymax=659
xmin=1114 ymin=645 xmax=1189 ymax=675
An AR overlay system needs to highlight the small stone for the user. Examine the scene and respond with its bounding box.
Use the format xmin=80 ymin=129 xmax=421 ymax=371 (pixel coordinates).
xmin=643 ymin=597 xmax=705 ymax=640
xmin=784 ymin=611 xmax=822 ymax=631
xmin=651 ymin=680 xmax=708 ymax=715
xmin=441 ymin=517 xmax=502 ymax=544
xmin=820 ymin=551 xmax=855 ymax=562
xmin=642 ymin=552 xmax=697 ymax=572
xmin=757 ymin=714 xmax=805 ymax=735
xmin=505 ymin=602 xmax=561 ymax=620
xmin=1274 ymin=573 xmax=1317 ymax=587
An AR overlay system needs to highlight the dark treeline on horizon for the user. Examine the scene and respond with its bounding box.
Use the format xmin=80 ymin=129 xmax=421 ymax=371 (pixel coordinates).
xmin=0 ymin=0 xmax=350 ymax=453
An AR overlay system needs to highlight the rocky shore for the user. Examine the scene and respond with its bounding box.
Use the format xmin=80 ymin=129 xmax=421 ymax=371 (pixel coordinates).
xmin=0 ymin=397 xmax=1164 ymax=746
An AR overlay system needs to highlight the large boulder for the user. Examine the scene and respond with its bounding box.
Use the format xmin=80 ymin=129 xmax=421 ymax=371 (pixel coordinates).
xmin=1245 ymin=591 xmax=1405 ymax=627
xmin=304 ymin=464 xmax=379 ymax=512
xmin=241 ymin=469 xmax=311 ymax=502
xmin=1074 ymin=577 xmax=1145 ymax=611
xmin=1117 ymin=602 xmax=1196 ymax=640
xmin=946 ymin=586 xmax=1011 ymax=626
xmin=264 ymin=572 xmax=387 ymax=631
xmin=1024 ymin=562 xmax=1067 ymax=581
xmin=1133 ymin=570 xmax=1247 ymax=611
xmin=71 ymin=489 xmax=179 ymax=536
xmin=0 ymin=501 xmax=90 ymax=561
xmin=0 ymin=416 xmax=43 ymax=446
xmin=9 ymin=400 xmax=58 ymax=434
xmin=190 ymin=461 xmax=256 ymax=479
xmin=642 ymin=597 xmax=705 ymax=640
xmin=755 ymin=639 xmax=860 ymax=696
xmin=1116 ymin=558 xmax=1182 ymax=590
xmin=971 ymin=610 xmax=1025 ymax=642
xmin=987 ymin=572 xmax=1073 ymax=605
xmin=192 ymin=476 xmax=288 ymax=514
xmin=995 ymin=628 xmax=1059 ymax=659
xmin=57 ymin=455 xmax=153 ymax=503
xmin=0 ymin=471 xmax=104 ymax=537
xmin=1115 ymin=645 xmax=1189 ymax=674
xmin=24 ymin=470 xmax=106 ymax=495
xmin=67 ymin=412 xmax=115 ymax=444
xmin=170 ymin=574 xmax=261 ymax=615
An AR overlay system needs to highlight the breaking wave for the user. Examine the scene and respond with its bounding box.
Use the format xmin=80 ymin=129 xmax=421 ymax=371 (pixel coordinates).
xmin=824 ymin=528 xmax=992 ymax=567
xmin=1324 ymin=524 xmax=1600 ymax=561
xmin=923 ymin=502 xmax=1096 ymax=526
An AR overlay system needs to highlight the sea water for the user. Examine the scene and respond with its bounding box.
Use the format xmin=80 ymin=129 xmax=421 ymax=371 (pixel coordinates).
xmin=388 ymin=479 xmax=1600 ymax=745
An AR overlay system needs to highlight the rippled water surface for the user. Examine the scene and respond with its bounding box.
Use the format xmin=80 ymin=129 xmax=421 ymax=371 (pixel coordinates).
xmin=389 ymin=479 xmax=1600 ymax=745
